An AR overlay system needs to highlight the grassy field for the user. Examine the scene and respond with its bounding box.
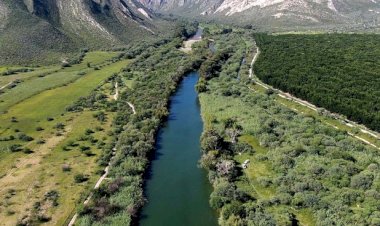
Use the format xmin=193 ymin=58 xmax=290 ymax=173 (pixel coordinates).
xmin=0 ymin=110 xmax=115 ymax=225
xmin=0 ymin=67 xmax=60 ymax=87
xmin=0 ymin=52 xmax=121 ymax=113
xmin=0 ymin=52 xmax=129 ymax=224
xmin=0 ymin=59 xmax=129 ymax=137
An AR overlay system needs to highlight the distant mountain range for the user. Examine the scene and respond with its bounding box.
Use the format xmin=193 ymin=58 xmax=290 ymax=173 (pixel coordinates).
xmin=1 ymin=0 xmax=379 ymax=64
xmin=0 ymin=0 xmax=166 ymax=64
xmin=139 ymin=0 xmax=380 ymax=31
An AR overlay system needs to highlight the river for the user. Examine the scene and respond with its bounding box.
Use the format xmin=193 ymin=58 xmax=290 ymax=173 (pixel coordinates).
xmin=139 ymin=72 xmax=217 ymax=226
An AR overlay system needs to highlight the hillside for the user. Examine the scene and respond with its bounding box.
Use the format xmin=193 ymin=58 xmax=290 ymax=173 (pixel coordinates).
xmin=0 ymin=0 xmax=169 ymax=65
xmin=139 ymin=0 xmax=380 ymax=31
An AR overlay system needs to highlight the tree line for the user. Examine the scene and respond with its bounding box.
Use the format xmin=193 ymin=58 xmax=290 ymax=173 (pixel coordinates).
xmin=254 ymin=33 xmax=380 ymax=132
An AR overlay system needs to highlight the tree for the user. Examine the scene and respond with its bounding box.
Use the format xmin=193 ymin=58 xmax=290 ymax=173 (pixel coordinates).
xmin=201 ymin=129 xmax=223 ymax=152
xmin=223 ymin=118 xmax=243 ymax=144
xmin=351 ymin=173 xmax=374 ymax=190
xmin=216 ymin=160 xmax=236 ymax=178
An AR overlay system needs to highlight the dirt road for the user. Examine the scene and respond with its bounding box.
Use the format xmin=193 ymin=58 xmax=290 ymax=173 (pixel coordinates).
xmin=249 ymin=42 xmax=380 ymax=150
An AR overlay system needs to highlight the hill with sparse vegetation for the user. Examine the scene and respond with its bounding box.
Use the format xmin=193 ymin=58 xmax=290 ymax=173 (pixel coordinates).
xmin=0 ymin=0 xmax=173 ymax=65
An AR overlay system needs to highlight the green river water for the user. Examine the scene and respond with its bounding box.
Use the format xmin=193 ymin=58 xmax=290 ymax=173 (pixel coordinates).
xmin=139 ymin=72 xmax=218 ymax=226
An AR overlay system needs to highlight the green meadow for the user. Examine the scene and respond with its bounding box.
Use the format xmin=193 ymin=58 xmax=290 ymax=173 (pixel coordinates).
xmin=0 ymin=52 xmax=130 ymax=224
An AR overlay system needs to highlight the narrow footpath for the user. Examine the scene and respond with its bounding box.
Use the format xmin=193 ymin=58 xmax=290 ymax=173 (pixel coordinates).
xmin=68 ymin=85 xmax=136 ymax=225
xmin=0 ymin=81 xmax=12 ymax=91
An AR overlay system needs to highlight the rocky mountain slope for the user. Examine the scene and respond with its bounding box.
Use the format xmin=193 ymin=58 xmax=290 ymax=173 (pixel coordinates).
xmin=140 ymin=0 xmax=380 ymax=31
xmin=0 ymin=0 xmax=165 ymax=64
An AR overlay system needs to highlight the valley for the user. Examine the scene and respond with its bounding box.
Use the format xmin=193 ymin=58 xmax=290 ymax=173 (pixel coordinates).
xmin=0 ymin=1 xmax=379 ymax=225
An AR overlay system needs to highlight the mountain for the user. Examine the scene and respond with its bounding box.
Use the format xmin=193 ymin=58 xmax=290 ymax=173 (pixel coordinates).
xmin=0 ymin=0 xmax=167 ymax=64
xmin=139 ymin=0 xmax=380 ymax=31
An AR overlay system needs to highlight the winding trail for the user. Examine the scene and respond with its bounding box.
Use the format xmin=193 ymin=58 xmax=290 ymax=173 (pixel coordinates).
xmin=113 ymin=81 xmax=135 ymax=114
xmin=0 ymin=81 xmax=12 ymax=91
xmin=68 ymin=92 xmax=137 ymax=225
xmin=68 ymin=148 xmax=116 ymax=226
xmin=249 ymin=41 xmax=380 ymax=151
xmin=127 ymin=102 xmax=136 ymax=115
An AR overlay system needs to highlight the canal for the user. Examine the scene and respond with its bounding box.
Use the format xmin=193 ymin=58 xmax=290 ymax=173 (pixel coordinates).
xmin=139 ymin=72 xmax=217 ymax=226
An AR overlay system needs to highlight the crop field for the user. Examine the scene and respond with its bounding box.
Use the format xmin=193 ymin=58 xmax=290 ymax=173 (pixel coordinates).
xmin=0 ymin=52 xmax=129 ymax=224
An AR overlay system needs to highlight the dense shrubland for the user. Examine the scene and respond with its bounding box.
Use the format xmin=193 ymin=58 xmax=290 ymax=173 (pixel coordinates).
xmin=198 ymin=28 xmax=380 ymax=225
xmin=76 ymin=23 xmax=201 ymax=225
xmin=254 ymin=34 xmax=380 ymax=132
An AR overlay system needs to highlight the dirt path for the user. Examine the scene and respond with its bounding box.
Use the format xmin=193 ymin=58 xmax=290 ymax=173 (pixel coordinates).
xmin=68 ymin=148 xmax=116 ymax=226
xmin=0 ymin=81 xmax=12 ymax=91
xmin=68 ymin=97 xmax=135 ymax=225
xmin=249 ymin=42 xmax=380 ymax=150
xmin=113 ymin=82 xmax=119 ymax=101
xmin=249 ymin=41 xmax=260 ymax=79
xmin=111 ymin=81 xmax=135 ymax=115
xmin=128 ymin=102 xmax=136 ymax=114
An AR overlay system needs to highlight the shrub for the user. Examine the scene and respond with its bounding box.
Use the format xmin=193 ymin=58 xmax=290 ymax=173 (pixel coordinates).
xmin=84 ymin=150 xmax=95 ymax=157
xmin=62 ymin=164 xmax=71 ymax=172
xmin=85 ymin=129 xmax=94 ymax=135
xmin=221 ymin=202 xmax=245 ymax=220
xmin=93 ymin=112 xmax=106 ymax=122
xmin=36 ymin=127 xmax=44 ymax=131
xmin=23 ymin=148 xmax=34 ymax=154
xmin=44 ymin=190 xmax=59 ymax=206
xmin=201 ymin=129 xmax=223 ymax=152
xmin=62 ymin=145 xmax=70 ymax=151
xmin=36 ymin=139 xmax=45 ymax=144
xmin=80 ymin=146 xmax=91 ymax=152
xmin=18 ymin=133 xmax=33 ymax=141
xmin=265 ymin=88 xmax=275 ymax=96
xmin=54 ymin=123 xmax=65 ymax=130
xmin=351 ymin=173 xmax=374 ymax=190
xmin=9 ymin=144 xmax=21 ymax=152
xmin=74 ymin=173 xmax=89 ymax=183
xmin=61 ymin=61 xmax=71 ymax=68
xmin=67 ymin=140 xmax=78 ymax=147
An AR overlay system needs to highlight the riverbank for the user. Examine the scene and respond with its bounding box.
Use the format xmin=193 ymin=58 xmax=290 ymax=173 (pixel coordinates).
xmin=140 ymin=72 xmax=217 ymax=226
xmin=74 ymin=28 xmax=205 ymax=225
